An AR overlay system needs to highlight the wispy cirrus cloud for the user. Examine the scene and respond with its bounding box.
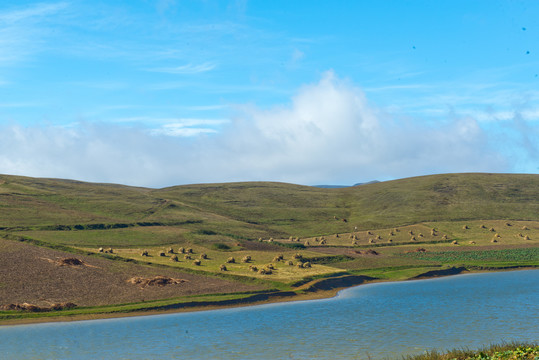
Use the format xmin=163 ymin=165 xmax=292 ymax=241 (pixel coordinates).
xmin=0 ymin=2 xmax=70 ymax=66
xmin=150 ymin=118 xmax=229 ymax=137
xmin=0 ymin=2 xmax=69 ymax=24
xmin=148 ymin=62 xmax=217 ymax=74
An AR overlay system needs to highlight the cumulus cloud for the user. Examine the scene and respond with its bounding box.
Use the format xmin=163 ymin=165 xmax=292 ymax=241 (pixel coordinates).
xmin=0 ymin=72 xmax=522 ymax=188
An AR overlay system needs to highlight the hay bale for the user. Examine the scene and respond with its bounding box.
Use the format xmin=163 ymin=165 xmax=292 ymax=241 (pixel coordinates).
xmin=170 ymin=254 xmax=178 ymax=262
xmin=524 ymin=235 xmax=531 ymax=240
xmin=389 ymin=231 xmax=394 ymax=236
xmin=489 ymin=227 xmax=495 ymax=232
xmin=367 ymin=231 xmax=373 ymax=235
xmin=186 ymin=248 xmax=193 ymax=254
xmin=303 ymin=262 xmax=311 ymax=268
xmin=258 ymin=238 xmax=263 ymax=242
xmin=220 ymin=264 xmax=227 ymax=271
xmin=506 ymin=222 xmax=512 ymax=226
xmin=141 ymin=250 xmax=149 ymax=257
xmin=452 ymin=240 xmax=458 ymax=245
xmin=335 ymin=233 xmax=339 ymax=238
xmin=469 ymin=241 xmax=476 ymax=244
xmin=158 ymin=250 xmax=166 ymax=257
xmin=286 ymin=260 xmax=294 ymax=266
xmin=410 ymin=236 xmax=416 ymax=241
xmin=375 ymin=235 xmax=381 ymax=240
xmin=368 ymin=239 xmax=375 ymax=244
xmin=387 ymin=239 xmax=392 ymax=243
xmin=200 ymin=253 xmax=207 ymax=259
xmin=296 ymin=262 xmax=304 ymax=268
xmin=98 ymin=247 xmax=104 ymax=253
xmin=267 ymin=264 xmax=275 ymax=270
xmin=319 ymin=239 xmax=326 ymax=245
xmin=249 ymin=265 xmax=258 ymax=272
xmin=522 ymin=226 xmax=529 ymax=230
xmin=494 ymin=233 xmax=501 ymax=238
xmin=352 ymin=240 xmax=358 ymax=245
xmin=409 ymin=230 xmax=414 ymax=235
xmin=273 ymin=254 xmax=283 ymax=262
xmin=184 ymin=254 xmax=191 ymax=260
xmin=241 ymin=255 xmax=251 ymax=263
xmin=292 ymin=253 xmax=303 ymax=260
xmin=167 ymin=247 xmax=174 ymax=254
xmin=441 ymin=235 xmax=448 ymax=240
xmin=268 ymin=238 xmax=274 ymax=242
xmin=304 ymin=240 xmax=310 ymax=246
xmin=491 ymin=238 xmax=498 ymax=243
xmin=193 ymin=259 xmax=201 ymax=266
xmin=289 ymin=236 xmax=293 ymax=241
xmin=462 ymin=225 xmax=469 ymax=230
xmin=479 ymin=224 xmax=486 ymax=229
xmin=226 ymin=257 xmax=235 ymax=263
xmin=178 ymin=247 xmax=185 ymax=254
xmin=107 ymin=248 xmax=114 ymax=254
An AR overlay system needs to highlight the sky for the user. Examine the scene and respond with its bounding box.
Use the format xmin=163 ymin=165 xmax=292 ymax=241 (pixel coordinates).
xmin=0 ymin=0 xmax=537 ymax=188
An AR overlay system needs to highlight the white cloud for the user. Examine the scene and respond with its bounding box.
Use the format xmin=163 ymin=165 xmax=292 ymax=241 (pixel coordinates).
xmin=150 ymin=118 xmax=229 ymax=137
xmin=148 ymin=62 xmax=217 ymax=74
xmin=1 ymin=73 xmax=532 ymax=188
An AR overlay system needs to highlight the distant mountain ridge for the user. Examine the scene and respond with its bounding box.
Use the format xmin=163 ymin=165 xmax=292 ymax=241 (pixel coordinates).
xmin=314 ymin=180 xmax=380 ymax=188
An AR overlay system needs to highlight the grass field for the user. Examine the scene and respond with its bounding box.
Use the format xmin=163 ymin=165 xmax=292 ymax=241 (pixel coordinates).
xmin=0 ymin=173 xmax=537 ymax=322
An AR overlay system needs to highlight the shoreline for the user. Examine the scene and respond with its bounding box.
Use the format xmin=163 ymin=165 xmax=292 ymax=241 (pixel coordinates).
xmin=1 ymin=266 xmax=536 ymax=327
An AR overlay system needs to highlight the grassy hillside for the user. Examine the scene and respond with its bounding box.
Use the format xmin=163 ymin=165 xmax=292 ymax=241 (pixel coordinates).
xmin=1 ymin=173 xmax=538 ymax=239
xmin=0 ymin=172 xmax=538 ymax=322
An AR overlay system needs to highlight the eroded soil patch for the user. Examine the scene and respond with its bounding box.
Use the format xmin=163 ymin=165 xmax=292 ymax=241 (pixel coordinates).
xmin=0 ymin=238 xmax=266 ymax=307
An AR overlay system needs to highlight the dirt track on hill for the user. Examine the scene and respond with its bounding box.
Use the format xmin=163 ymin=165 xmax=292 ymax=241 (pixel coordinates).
xmin=0 ymin=238 xmax=265 ymax=307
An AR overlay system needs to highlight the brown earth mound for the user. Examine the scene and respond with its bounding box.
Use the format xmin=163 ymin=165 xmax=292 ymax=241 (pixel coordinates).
xmin=56 ymin=257 xmax=84 ymax=266
xmin=128 ymin=276 xmax=188 ymax=288
xmin=354 ymin=249 xmax=379 ymax=255
xmin=405 ymin=247 xmax=427 ymax=253
xmin=0 ymin=302 xmax=76 ymax=312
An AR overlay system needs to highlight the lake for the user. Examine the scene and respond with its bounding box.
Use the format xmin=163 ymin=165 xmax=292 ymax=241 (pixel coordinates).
xmin=1 ymin=269 xmax=537 ymax=359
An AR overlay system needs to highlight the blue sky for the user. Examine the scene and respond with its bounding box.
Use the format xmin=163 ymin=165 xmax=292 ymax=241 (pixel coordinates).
xmin=0 ymin=0 xmax=537 ymax=187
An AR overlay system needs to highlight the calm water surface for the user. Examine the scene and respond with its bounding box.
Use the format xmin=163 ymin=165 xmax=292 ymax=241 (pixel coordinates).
xmin=1 ymin=270 xmax=538 ymax=359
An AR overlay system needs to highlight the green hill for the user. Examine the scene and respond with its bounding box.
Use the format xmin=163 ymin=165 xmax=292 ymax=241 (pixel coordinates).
xmin=0 ymin=172 xmax=538 ymax=322
xmin=0 ymin=173 xmax=537 ymax=240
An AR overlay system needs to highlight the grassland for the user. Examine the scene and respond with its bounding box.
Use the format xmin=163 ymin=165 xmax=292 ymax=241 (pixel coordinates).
xmin=403 ymin=342 xmax=539 ymax=360
xmin=0 ymin=172 xmax=537 ymax=322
